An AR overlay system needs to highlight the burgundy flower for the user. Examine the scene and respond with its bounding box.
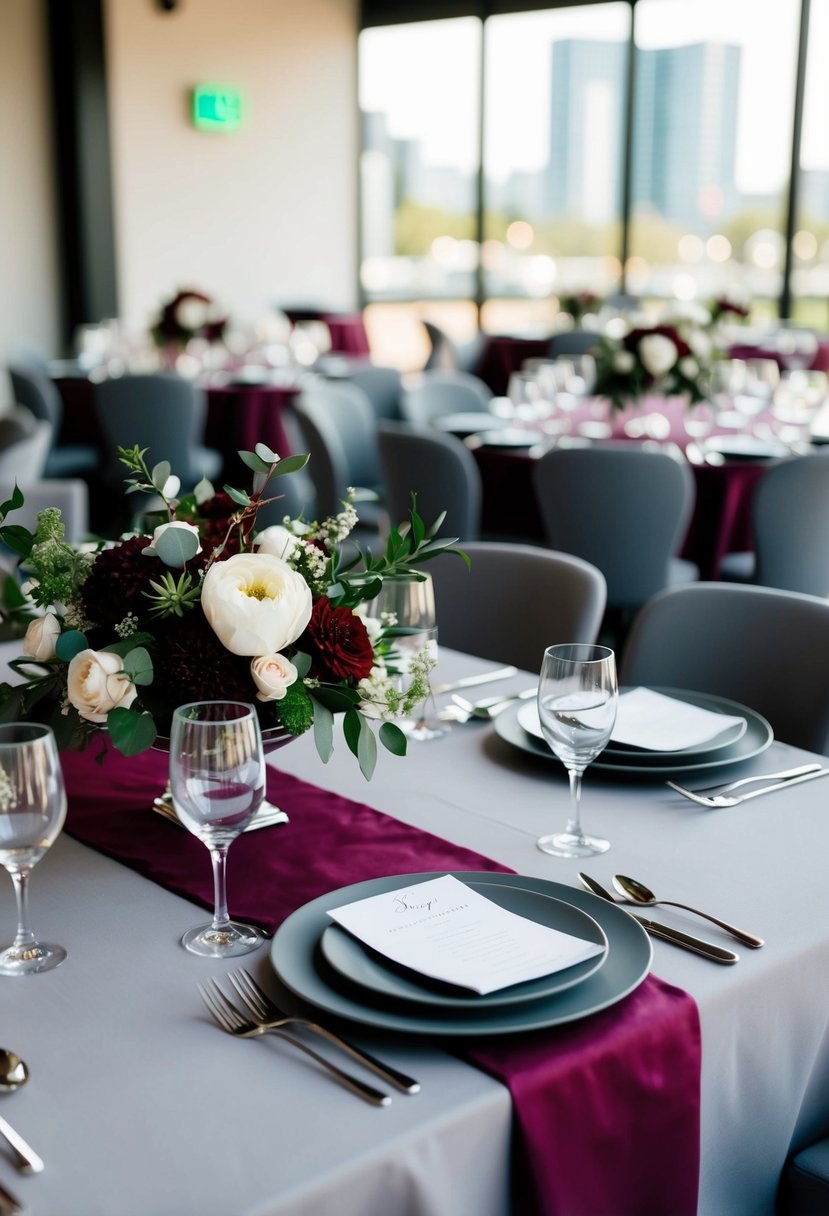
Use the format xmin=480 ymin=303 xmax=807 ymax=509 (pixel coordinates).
xmin=81 ymin=536 xmax=166 ymax=634
xmin=623 ymin=324 xmax=691 ymax=360
xmin=150 ymin=613 xmax=252 ymax=716
xmin=301 ymin=597 xmax=374 ymax=683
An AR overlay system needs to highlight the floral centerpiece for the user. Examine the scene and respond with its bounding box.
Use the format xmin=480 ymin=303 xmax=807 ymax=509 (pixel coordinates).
xmin=0 ymin=445 xmax=463 ymax=780
xmin=558 ymin=290 xmax=602 ymax=325
xmin=592 ymin=306 xmax=713 ymax=412
xmin=151 ymin=289 xmax=227 ymax=349
xmin=707 ymin=290 xmax=750 ymax=328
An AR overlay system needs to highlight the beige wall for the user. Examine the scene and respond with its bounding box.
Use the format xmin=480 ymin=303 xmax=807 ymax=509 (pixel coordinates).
xmin=0 ymin=0 xmax=60 ymax=373
xmin=105 ymin=0 xmax=359 ymax=336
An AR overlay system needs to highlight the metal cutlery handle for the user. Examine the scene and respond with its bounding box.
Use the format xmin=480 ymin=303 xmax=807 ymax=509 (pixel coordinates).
xmin=0 ymin=1112 xmax=44 ymax=1174
xmin=655 ymin=901 xmax=763 ymax=948
xmin=432 ymin=667 xmax=517 ymax=695
xmin=266 ymin=1029 xmax=391 ymax=1106
xmin=735 ymin=768 xmax=829 ymax=802
xmin=693 ymin=763 xmax=822 ymax=796
xmin=642 ymin=919 xmax=740 ymax=964
xmin=286 ymin=1019 xmax=419 ymax=1094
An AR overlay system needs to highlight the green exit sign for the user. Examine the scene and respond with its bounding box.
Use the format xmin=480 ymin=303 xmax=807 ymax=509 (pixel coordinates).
xmin=192 ymin=86 xmax=243 ymax=131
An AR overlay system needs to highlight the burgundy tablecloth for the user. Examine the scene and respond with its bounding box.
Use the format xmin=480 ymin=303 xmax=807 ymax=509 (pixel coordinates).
xmin=60 ymin=746 xmax=700 ymax=1216
xmin=476 ymin=335 xmax=552 ymax=396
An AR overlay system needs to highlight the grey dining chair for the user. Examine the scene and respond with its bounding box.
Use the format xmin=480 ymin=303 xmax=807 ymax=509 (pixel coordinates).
xmin=0 ymin=478 xmax=89 ymax=545
xmin=377 ymin=420 xmax=482 ymax=542
xmin=290 ymin=381 xmax=383 ymax=531
xmin=620 ymin=582 xmax=829 ymax=753
xmin=533 ymin=444 xmax=698 ymax=612
xmin=337 ymin=365 xmax=403 ymax=422
xmin=429 ymin=541 xmax=606 ymax=672
xmin=779 ymin=1135 xmax=829 ymax=1215
xmin=93 ymin=373 xmax=222 ymax=491
xmin=0 ymin=411 xmax=53 ymax=482
xmin=401 ymin=370 xmax=493 ymax=427
xmin=546 ymin=330 xmax=601 ymax=359
xmin=717 ymin=453 xmax=829 ymax=597
xmin=7 ymin=355 xmax=98 ymax=479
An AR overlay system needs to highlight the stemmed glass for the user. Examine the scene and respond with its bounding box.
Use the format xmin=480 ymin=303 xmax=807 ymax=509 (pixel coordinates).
xmin=169 ymin=701 xmax=266 ymax=957
xmin=367 ymin=574 xmax=445 ymax=741
xmin=0 ymin=724 xmax=67 ymax=975
xmin=536 ymin=645 xmax=618 ymax=858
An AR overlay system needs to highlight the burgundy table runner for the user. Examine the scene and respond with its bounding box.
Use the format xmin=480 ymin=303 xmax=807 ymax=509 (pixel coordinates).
xmin=61 ymin=747 xmax=700 ymax=1216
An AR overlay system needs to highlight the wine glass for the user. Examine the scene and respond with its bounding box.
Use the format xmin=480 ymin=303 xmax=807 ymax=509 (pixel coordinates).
xmin=169 ymin=701 xmax=267 ymax=957
xmin=0 ymin=723 xmax=67 ymax=975
xmin=391 ymin=625 xmax=444 ymax=741
xmin=536 ymin=644 xmax=618 ymax=858
xmin=366 ymin=575 xmax=445 ymax=741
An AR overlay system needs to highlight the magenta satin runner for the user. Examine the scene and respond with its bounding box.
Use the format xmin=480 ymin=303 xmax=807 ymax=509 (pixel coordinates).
xmin=61 ymin=747 xmax=700 ymax=1216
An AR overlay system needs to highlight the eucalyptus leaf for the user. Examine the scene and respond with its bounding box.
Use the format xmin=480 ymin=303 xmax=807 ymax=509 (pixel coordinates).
xmin=194 ymin=477 xmax=214 ymax=505
xmin=56 ymin=630 xmax=88 ymax=662
xmin=254 ymin=442 xmax=280 ymax=463
xmin=312 ymin=686 xmax=360 ymax=712
xmin=239 ymin=450 xmax=271 ymax=474
xmin=271 ymin=452 xmax=310 ymax=477
xmin=379 ymin=721 xmax=407 ymax=756
xmin=343 ymin=708 xmax=361 ymax=758
xmin=312 ymin=699 xmax=334 ymax=763
xmin=154 ymin=526 xmax=201 ymax=569
xmin=223 ymin=485 xmax=251 ymax=507
xmin=107 ymin=707 xmax=157 ymax=756
xmin=122 ymin=646 xmax=153 ymax=687
xmin=357 ymin=716 xmax=377 ymax=781
xmin=292 ymin=651 xmax=312 ymax=679
xmin=151 ymin=461 xmax=172 ymax=492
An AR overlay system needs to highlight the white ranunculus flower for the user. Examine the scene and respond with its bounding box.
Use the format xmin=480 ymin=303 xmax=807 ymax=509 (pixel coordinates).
xmin=678 ymin=356 xmax=699 ymax=379
xmin=255 ymin=525 xmax=300 ymax=562
xmin=67 ymin=649 xmax=138 ymax=724
xmin=612 ymin=349 xmax=636 ymax=374
xmin=22 ymin=612 xmax=60 ymax=661
xmin=251 ymin=653 xmax=298 ymax=702
xmin=638 ymin=333 xmax=678 ymax=379
xmin=201 ymin=552 xmax=312 ymax=657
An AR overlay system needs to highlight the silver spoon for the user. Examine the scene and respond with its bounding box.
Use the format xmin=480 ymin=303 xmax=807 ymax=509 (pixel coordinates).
xmin=0 ymin=1052 xmax=28 ymax=1095
xmin=612 ymin=875 xmax=764 ymax=948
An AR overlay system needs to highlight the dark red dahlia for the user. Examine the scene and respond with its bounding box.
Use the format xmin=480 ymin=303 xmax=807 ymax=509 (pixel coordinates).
xmin=81 ymin=536 xmax=167 ymax=633
xmin=301 ymin=597 xmax=374 ymax=683
xmin=624 ymin=324 xmax=690 ymax=360
xmin=150 ymin=613 xmax=252 ymax=712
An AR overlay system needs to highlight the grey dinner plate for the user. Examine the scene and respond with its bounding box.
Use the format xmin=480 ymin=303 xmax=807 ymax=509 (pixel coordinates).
xmin=319 ymin=883 xmax=608 ymax=1011
xmin=495 ymin=687 xmax=773 ymax=778
xmin=269 ymin=872 xmax=652 ymax=1037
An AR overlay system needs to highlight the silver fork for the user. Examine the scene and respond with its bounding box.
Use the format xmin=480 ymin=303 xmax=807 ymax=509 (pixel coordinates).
xmin=198 ymin=978 xmax=392 ymax=1106
xmin=667 ymin=766 xmax=829 ymax=808
xmin=228 ymin=969 xmax=420 ymax=1094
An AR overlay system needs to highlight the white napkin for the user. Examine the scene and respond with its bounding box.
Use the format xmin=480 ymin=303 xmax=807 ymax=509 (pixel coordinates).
xmin=610 ymin=688 xmax=745 ymax=751
xmin=327 ymin=875 xmax=604 ymax=995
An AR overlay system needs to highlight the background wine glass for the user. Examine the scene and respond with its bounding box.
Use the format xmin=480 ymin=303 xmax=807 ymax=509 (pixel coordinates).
xmin=0 ymin=723 xmax=67 ymax=975
xmin=169 ymin=701 xmax=266 ymax=958
xmin=366 ymin=575 xmax=445 ymax=741
xmin=536 ymin=644 xmax=618 ymax=859
xmin=392 ymin=625 xmax=444 ymax=741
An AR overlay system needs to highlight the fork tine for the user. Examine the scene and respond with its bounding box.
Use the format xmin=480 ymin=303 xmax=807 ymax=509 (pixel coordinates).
xmin=231 ymin=969 xmax=276 ymax=1019
xmin=198 ymin=981 xmax=237 ymax=1032
xmin=203 ymin=977 xmax=253 ymax=1031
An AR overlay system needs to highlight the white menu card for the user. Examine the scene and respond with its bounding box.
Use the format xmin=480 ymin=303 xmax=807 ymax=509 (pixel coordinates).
xmin=327 ymin=875 xmax=604 ymax=995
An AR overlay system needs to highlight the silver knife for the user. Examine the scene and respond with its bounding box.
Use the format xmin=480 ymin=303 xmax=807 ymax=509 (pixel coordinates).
xmin=577 ymin=873 xmax=739 ymax=964
xmin=0 ymin=1113 xmax=44 ymax=1174
xmin=432 ymin=666 xmax=517 ymax=695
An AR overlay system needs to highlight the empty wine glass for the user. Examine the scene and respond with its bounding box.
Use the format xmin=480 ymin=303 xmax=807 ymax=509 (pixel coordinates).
xmin=169 ymin=701 xmax=266 ymax=957
xmin=0 ymin=723 xmax=67 ymax=975
xmin=536 ymin=644 xmax=618 ymax=858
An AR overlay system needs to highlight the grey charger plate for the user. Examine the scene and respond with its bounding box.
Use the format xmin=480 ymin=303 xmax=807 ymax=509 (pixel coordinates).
xmin=319 ymin=882 xmax=608 ymax=1011
xmin=496 ymin=687 xmax=773 ymax=778
xmin=269 ymin=872 xmax=652 ymax=1037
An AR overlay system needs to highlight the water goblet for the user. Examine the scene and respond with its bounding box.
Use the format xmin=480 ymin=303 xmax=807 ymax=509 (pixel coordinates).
xmin=169 ymin=701 xmax=267 ymax=958
xmin=393 ymin=625 xmax=445 ymax=742
xmin=0 ymin=724 xmax=67 ymax=975
xmin=536 ymin=644 xmax=618 ymax=858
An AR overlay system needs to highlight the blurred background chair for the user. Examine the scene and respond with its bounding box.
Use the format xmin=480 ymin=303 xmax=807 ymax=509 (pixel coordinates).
xmin=0 ymin=478 xmax=89 ymax=545
xmin=533 ymin=445 xmax=698 ymax=625
xmin=717 ymin=453 xmax=829 ymax=596
xmin=93 ymin=373 xmax=222 ymax=492
xmin=546 ymin=330 xmax=601 ymax=359
xmin=779 ymin=1135 xmax=829 ymax=1215
xmin=401 ymin=370 xmax=493 ymax=426
xmin=335 ymin=365 xmax=403 ymax=422
xmin=429 ymin=541 xmax=606 ymax=671
xmin=377 ymin=421 xmax=481 ymax=541
xmin=0 ymin=409 xmax=53 ymax=482
xmin=7 ymin=353 xmax=98 ymax=479
xmin=422 ymin=321 xmax=486 ymax=375
xmin=290 ymin=381 xmax=383 ymax=534
xmin=620 ymin=582 xmax=829 ymax=753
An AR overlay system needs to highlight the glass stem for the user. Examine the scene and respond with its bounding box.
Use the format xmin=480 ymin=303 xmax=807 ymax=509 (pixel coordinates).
xmin=10 ymin=869 xmax=36 ymax=952
xmin=565 ymin=768 xmax=585 ymax=841
xmin=209 ymin=847 xmax=231 ymax=930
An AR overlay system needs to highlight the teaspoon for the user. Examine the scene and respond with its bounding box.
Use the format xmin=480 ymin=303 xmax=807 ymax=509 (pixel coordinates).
xmin=612 ymin=875 xmax=764 ymax=948
xmin=0 ymin=1052 xmax=28 ymax=1094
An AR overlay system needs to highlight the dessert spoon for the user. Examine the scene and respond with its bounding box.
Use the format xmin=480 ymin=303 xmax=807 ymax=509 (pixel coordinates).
xmin=612 ymin=875 xmax=764 ymax=948
xmin=0 ymin=1053 xmax=28 ymax=1094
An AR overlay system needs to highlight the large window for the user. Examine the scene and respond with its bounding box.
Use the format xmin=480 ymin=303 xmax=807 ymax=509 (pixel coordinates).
xmin=629 ymin=0 xmax=799 ymax=313
xmin=793 ymin=0 xmax=829 ymax=326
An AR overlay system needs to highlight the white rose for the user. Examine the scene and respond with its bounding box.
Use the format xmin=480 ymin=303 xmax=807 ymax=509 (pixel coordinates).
xmin=67 ymin=649 xmax=138 ymax=724
xmin=678 ymin=356 xmax=699 ymax=379
xmin=687 ymin=329 xmax=712 ymax=361
xmin=638 ymin=334 xmax=678 ymax=379
xmin=22 ymin=613 xmax=60 ymax=661
xmin=174 ymin=297 xmax=209 ymax=332
xmin=612 ymin=350 xmax=636 ymax=374
xmin=201 ymin=552 xmax=312 ymax=657
xmin=255 ymin=525 xmax=300 ymax=562
xmin=251 ymin=653 xmax=298 ymax=702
